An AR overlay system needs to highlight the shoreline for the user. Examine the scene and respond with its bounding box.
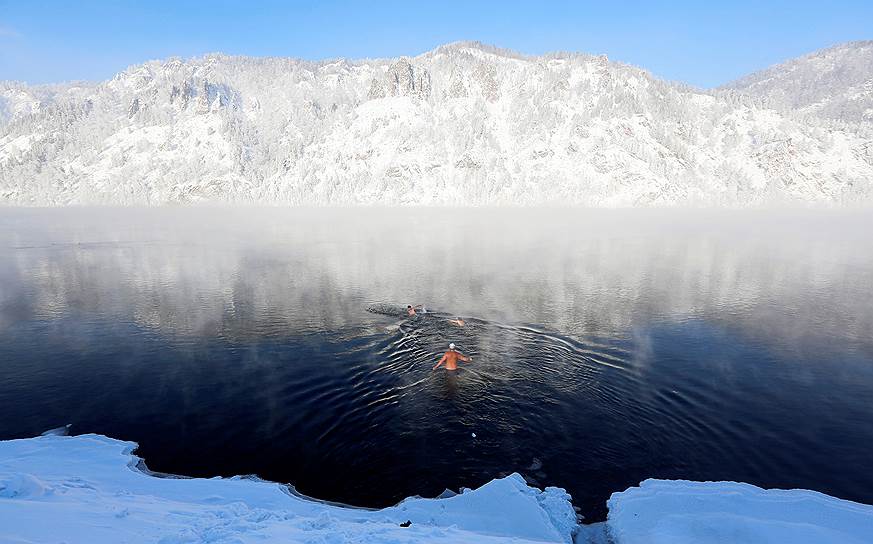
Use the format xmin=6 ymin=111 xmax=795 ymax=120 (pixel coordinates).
xmin=3 ymin=432 xmax=872 ymax=543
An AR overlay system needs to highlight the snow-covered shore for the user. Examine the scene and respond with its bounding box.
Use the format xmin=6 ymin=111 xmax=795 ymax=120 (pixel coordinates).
xmin=0 ymin=434 xmax=579 ymax=543
xmin=1 ymin=433 xmax=871 ymax=543
xmin=608 ymin=480 xmax=873 ymax=544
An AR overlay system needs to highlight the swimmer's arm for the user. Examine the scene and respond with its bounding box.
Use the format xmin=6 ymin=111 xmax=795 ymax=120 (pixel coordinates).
xmin=459 ymin=354 xmax=471 ymax=362
xmin=433 ymin=354 xmax=447 ymax=370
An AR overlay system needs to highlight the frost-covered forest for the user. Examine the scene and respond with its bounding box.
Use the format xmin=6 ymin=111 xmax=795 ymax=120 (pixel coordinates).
xmin=1 ymin=41 xmax=872 ymax=206
xmin=722 ymin=41 xmax=873 ymax=125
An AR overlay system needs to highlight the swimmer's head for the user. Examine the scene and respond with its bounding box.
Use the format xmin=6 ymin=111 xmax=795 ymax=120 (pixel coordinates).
xmin=407 ymin=305 xmax=412 ymax=309
xmin=449 ymin=343 xmax=455 ymax=350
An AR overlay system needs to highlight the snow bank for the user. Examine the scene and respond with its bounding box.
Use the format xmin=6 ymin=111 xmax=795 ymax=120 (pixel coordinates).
xmin=0 ymin=434 xmax=578 ymax=543
xmin=3 ymin=434 xmax=872 ymax=543
xmin=607 ymin=479 xmax=873 ymax=544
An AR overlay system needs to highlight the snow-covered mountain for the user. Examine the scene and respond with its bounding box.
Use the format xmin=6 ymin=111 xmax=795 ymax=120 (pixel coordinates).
xmin=1 ymin=41 xmax=872 ymax=206
xmin=722 ymin=41 xmax=873 ymax=125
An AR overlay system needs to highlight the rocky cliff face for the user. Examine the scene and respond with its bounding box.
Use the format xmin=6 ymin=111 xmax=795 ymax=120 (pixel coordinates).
xmin=1 ymin=41 xmax=871 ymax=206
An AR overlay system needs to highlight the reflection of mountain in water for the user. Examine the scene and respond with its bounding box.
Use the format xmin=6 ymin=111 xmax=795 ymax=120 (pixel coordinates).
xmin=1 ymin=208 xmax=872 ymax=359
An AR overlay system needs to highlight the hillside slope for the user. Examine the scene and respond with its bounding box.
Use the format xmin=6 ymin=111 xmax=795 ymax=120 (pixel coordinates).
xmin=722 ymin=41 xmax=873 ymax=125
xmin=2 ymin=42 xmax=872 ymax=206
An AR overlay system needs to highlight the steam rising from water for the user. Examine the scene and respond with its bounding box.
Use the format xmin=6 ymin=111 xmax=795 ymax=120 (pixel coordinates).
xmin=2 ymin=207 xmax=873 ymax=520
xmin=2 ymin=208 xmax=872 ymax=355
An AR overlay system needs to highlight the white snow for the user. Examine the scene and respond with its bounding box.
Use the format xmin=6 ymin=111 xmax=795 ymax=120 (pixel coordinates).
xmin=1 ymin=41 xmax=872 ymax=206
xmin=2 ymin=433 xmax=873 ymax=543
xmin=607 ymin=479 xmax=873 ymax=544
xmin=0 ymin=433 xmax=579 ymax=543
xmin=722 ymin=40 xmax=873 ymax=125
xmin=0 ymin=133 xmax=42 ymax=166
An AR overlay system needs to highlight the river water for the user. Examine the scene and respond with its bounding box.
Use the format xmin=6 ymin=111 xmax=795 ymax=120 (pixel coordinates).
xmin=1 ymin=208 xmax=872 ymax=521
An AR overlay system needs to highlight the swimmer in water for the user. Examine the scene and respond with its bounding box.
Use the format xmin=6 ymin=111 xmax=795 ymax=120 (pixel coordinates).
xmin=433 ymin=343 xmax=472 ymax=371
xmin=448 ymin=317 xmax=465 ymax=327
xmin=407 ymin=304 xmax=424 ymax=316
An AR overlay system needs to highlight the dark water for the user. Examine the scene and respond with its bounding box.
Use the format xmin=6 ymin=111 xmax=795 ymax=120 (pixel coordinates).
xmin=1 ymin=208 xmax=873 ymax=522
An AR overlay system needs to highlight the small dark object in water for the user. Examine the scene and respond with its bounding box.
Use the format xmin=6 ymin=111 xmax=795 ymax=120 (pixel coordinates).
xmin=366 ymin=303 xmax=407 ymax=318
xmin=400 ymin=520 xmax=412 ymax=528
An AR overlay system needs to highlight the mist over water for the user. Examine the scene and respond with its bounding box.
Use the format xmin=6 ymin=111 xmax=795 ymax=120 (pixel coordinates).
xmin=1 ymin=208 xmax=872 ymax=521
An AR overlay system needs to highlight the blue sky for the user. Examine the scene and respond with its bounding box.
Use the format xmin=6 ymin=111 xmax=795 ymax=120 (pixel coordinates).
xmin=1 ymin=0 xmax=870 ymax=87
